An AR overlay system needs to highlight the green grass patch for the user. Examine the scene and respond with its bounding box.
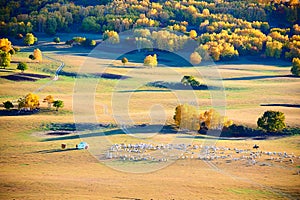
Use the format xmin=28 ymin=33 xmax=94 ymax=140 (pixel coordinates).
xmin=227 ymin=188 xmax=274 ymax=196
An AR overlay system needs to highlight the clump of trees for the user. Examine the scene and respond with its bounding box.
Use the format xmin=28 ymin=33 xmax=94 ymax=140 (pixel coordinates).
xmin=29 ymin=48 xmax=42 ymax=62
xmin=181 ymin=75 xmax=201 ymax=87
xmin=18 ymin=93 xmax=40 ymax=110
xmin=65 ymin=37 xmax=96 ymax=47
xmin=144 ymin=54 xmax=157 ymax=67
xmin=199 ymin=109 xmax=233 ymax=133
xmin=173 ymin=104 xmax=232 ymax=132
xmin=3 ymin=93 xmax=64 ymax=113
xmin=257 ymin=111 xmax=286 ymax=132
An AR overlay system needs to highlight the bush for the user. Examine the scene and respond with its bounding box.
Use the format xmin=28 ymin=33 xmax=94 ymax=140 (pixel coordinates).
xmin=53 ymin=37 xmax=60 ymax=43
xmin=181 ymin=75 xmax=201 ymax=87
xmin=17 ymin=62 xmax=28 ymax=72
xmin=121 ymin=57 xmax=128 ymax=66
xmin=3 ymin=101 xmax=14 ymax=110
xmin=291 ymin=57 xmax=300 ymax=76
xmin=257 ymin=111 xmax=286 ymax=132
xmin=29 ymin=54 xmax=34 ymax=60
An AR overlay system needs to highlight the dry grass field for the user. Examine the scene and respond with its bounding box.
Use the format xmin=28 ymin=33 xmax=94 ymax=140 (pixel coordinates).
xmin=0 ymin=41 xmax=299 ymax=199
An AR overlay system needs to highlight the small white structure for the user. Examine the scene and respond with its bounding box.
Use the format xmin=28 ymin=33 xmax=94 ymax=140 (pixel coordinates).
xmin=77 ymin=142 xmax=89 ymax=150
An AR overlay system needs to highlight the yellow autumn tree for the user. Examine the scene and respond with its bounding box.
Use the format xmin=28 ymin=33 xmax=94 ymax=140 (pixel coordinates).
xmin=174 ymin=104 xmax=200 ymax=131
xmin=199 ymin=109 xmax=233 ymax=130
xmin=190 ymin=52 xmax=202 ymax=65
xmin=189 ymin=30 xmax=197 ymax=39
xmin=0 ymin=38 xmax=13 ymax=52
xmin=43 ymin=95 xmax=54 ymax=108
xmin=202 ymin=8 xmax=210 ymax=16
xmin=0 ymin=38 xmax=14 ymax=68
xmin=33 ymin=48 xmax=42 ymax=62
xmin=144 ymin=54 xmax=157 ymax=67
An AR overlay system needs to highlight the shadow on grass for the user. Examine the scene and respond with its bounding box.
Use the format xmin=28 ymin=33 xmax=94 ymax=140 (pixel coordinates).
xmin=260 ymin=103 xmax=300 ymax=108
xmin=0 ymin=73 xmax=51 ymax=82
xmin=0 ymin=109 xmax=40 ymax=116
xmin=146 ymin=81 xmax=209 ymax=90
xmin=0 ymin=108 xmax=64 ymax=116
xmin=43 ymin=124 xmax=177 ymax=142
xmin=223 ymin=75 xmax=293 ymax=81
xmin=56 ymin=71 xmax=130 ymax=80
xmin=34 ymin=148 xmax=78 ymax=154
xmin=118 ymin=89 xmax=171 ymax=93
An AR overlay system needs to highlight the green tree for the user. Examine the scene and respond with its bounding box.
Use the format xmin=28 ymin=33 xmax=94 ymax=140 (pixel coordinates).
xmin=53 ymin=37 xmax=60 ymax=43
xmin=81 ymin=16 xmax=100 ymax=33
xmin=17 ymin=62 xmax=27 ymax=72
xmin=291 ymin=57 xmax=300 ymax=76
xmin=45 ymin=17 xmax=57 ymax=35
xmin=23 ymin=33 xmax=36 ymax=46
xmin=257 ymin=111 xmax=286 ymax=132
xmin=53 ymin=100 xmax=64 ymax=111
xmin=3 ymin=101 xmax=13 ymax=110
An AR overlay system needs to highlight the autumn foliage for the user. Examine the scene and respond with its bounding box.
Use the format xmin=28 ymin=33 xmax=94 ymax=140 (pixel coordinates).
xmin=174 ymin=105 xmax=233 ymax=132
xmin=144 ymin=54 xmax=157 ymax=67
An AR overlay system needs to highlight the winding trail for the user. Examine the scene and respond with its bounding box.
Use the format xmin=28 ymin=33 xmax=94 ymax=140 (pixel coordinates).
xmin=34 ymin=54 xmax=65 ymax=93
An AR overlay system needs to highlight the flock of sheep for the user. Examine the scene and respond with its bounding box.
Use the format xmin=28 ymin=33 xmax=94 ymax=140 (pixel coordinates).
xmin=103 ymin=143 xmax=299 ymax=167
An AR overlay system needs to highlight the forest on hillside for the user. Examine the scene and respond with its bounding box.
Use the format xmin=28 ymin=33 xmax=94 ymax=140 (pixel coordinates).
xmin=0 ymin=0 xmax=300 ymax=63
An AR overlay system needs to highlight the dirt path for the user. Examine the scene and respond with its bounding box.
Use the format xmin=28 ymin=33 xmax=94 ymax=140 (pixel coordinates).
xmin=33 ymin=53 xmax=65 ymax=93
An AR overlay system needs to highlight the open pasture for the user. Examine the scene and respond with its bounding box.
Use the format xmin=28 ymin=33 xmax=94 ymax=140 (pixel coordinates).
xmin=0 ymin=44 xmax=299 ymax=199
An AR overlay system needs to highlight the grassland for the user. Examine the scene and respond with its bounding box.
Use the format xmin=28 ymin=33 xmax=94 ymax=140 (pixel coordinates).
xmin=0 ymin=40 xmax=299 ymax=199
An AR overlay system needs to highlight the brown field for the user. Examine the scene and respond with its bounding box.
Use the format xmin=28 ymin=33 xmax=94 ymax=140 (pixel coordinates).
xmin=0 ymin=41 xmax=300 ymax=199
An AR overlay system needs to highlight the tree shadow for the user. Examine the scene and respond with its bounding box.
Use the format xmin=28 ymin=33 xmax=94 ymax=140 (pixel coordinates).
xmin=34 ymin=147 xmax=78 ymax=154
xmin=0 ymin=73 xmax=51 ymax=82
xmin=147 ymin=81 xmax=210 ymax=90
xmin=223 ymin=75 xmax=293 ymax=81
xmin=260 ymin=103 xmax=300 ymax=108
xmin=0 ymin=109 xmax=40 ymax=116
xmin=117 ymin=89 xmax=171 ymax=93
xmin=43 ymin=124 xmax=177 ymax=142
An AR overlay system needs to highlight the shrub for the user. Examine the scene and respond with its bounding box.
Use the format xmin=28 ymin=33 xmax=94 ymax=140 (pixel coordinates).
xmin=181 ymin=75 xmax=201 ymax=87
xmin=3 ymin=101 xmax=13 ymax=110
xmin=291 ymin=57 xmax=300 ymax=76
xmin=53 ymin=37 xmax=60 ymax=43
xmin=17 ymin=62 xmax=28 ymax=72
xmin=121 ymin=57 xmax=128 ymax=66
